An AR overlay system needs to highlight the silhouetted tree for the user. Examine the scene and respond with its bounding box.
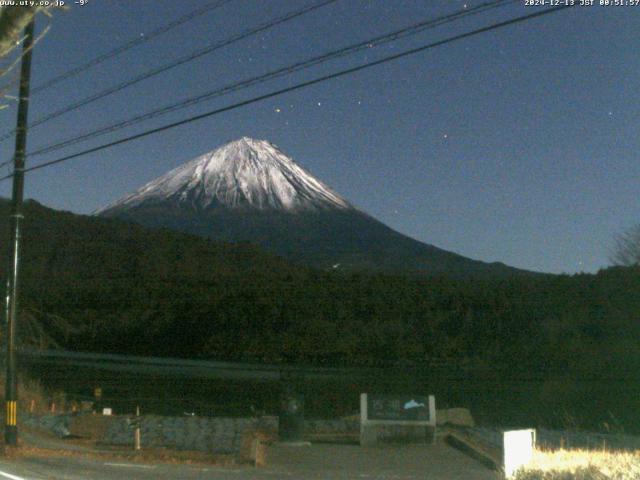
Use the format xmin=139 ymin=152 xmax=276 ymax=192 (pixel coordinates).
xmin=611 ymin=225 xmax=640 ymax=266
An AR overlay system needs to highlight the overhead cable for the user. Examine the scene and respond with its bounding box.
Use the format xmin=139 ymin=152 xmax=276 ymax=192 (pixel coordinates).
xmin=28 ymin=0 xmax=518 ymax=158
xmin=0 ymin=5 xmax=573 ymax=182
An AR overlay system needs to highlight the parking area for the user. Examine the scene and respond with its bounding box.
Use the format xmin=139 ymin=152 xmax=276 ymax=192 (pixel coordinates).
xmin=8 ymin=428 xmax=498 ymax=479
xmin=263 ymin=442 xmax=498 ymax=479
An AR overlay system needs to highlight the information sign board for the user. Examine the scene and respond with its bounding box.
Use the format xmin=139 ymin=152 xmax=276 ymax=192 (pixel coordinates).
xmin=367 ymin=394 xmax=431 ymax=422
xmin=360 ymin=393 xmax=436 ymax=446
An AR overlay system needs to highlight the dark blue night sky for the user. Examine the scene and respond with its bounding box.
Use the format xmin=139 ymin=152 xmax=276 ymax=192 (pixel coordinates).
xmin=0 ymin=0 xmax=637 ymax=274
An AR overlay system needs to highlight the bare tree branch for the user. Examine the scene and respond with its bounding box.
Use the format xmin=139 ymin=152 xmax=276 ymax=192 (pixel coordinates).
xmin=610 ymin=225 xmax=640 ymax=266
xmin=0 ymin=6 xmax=39 ymax=58
xmin=0 ymin=7 xmax=55 ymax=110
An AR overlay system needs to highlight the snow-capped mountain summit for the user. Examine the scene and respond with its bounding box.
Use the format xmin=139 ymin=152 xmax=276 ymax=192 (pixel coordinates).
xmin=98 ymin=138 xmax=530 ymax=277
xmin=96 ymin=138 xmax=351 ymax=215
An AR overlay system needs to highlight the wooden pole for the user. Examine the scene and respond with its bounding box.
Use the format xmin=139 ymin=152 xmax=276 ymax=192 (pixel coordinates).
xmin=4 ymin=17 xmax=35 ymax=447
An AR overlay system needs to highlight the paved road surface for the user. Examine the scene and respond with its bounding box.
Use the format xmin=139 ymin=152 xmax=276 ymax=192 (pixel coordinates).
xmin=0 ymin=443 xmax=498 ymax=480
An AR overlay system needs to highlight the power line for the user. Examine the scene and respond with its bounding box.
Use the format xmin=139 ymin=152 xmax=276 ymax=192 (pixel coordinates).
xmin=0 ymin=1 xmax=234 ymax=104
xmin=30 ymin=0 xmax=235 ymax=95
xmin=0 ymin=5 xmax=573 ymax=183
xmin=0 ymin=0 xmax=339 ymax=144
xmin=27 ymin=0 xmax=518 ymax=159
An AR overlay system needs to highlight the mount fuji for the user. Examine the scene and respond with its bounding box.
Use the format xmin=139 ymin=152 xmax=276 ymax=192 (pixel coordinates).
xmin=97 ymin=137 xmax=526 ymax=276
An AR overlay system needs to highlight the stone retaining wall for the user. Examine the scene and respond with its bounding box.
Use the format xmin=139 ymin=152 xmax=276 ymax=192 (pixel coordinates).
xmin=26 ymin=414 xmax=362 ymax=453
xmin=102 ymin=415 xmax=270 ymax=454
xmin=305 ymin=418 xmax=359 ymax=435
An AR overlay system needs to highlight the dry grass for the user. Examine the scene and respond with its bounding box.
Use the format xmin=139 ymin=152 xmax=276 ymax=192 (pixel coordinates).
xmin=12 ymin=423 xmax=240 ymax=467
xmin=17 ymin=377 xmax=67 ymax=415
xmin=514 ymin=448 xmax=640 ymax=479
xmin=0 ymin=376 xmax=67 ymax=416
xmin=5 ymin=442 xmax=238 ymax=467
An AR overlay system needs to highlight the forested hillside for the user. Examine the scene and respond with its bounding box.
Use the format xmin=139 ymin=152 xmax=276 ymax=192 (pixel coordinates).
xmin=1 ymin=199 xmax=639 ymax=430
xmin=2 ymin=200 xmax=637 ymax=368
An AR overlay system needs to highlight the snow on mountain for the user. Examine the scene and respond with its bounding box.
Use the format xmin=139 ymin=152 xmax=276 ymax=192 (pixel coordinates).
xmin=96 ymin=137 xmax=352 ymax=214
xmin=95 ymin=137 xmax=532 ymax=277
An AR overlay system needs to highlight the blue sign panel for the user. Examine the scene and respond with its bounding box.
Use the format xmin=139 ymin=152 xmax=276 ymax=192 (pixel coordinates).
xmin=367 ymin=395 xmax=430 ymax=421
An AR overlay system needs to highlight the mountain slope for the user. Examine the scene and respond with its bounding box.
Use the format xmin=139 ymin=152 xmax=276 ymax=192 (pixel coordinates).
xmin=2 ymin=200 xmax=635 ymax=434
xmin=96 ymin=137 xmax=350 ymax=214
xmin=98 ymin=138 xmax=532 ymax=277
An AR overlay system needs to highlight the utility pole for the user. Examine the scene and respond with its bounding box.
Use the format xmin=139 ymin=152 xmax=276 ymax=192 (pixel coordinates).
xmin=4 ymin=17 xmax=35 ymax=447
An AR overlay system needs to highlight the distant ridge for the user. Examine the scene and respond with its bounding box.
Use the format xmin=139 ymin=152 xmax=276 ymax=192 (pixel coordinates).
xmin=98 ymin=138 xmax=534 ymax=277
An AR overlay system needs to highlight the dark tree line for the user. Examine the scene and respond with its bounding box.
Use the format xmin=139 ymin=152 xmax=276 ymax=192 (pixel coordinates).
xmin=2 ymin=200 xmax=640 ymax=430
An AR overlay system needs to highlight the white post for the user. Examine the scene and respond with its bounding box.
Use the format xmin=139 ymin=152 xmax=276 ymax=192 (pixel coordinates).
xmin=134 ymin=405 xmax=141 ymax=451
xmin=503 ymin=429 xmax=535 ymax=478
xmin=360 ymin=393 xmax=376 ymax=446
xmin=360 ymin=393 xmax=368 ymax=426
xmin=428 ymin=395 xmax=436 ymax=444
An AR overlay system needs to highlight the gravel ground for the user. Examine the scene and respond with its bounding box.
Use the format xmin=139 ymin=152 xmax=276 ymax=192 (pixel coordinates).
xmin=0 ymin=443 xmax=499 ymax=480
xmin=263 ymin=442 xmax=498 ymax=479
xmin=15 ymin=425 xmax=498 ymax=479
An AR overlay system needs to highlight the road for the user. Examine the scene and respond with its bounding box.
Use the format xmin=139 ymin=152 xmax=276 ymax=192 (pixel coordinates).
xmin=0 ymin=443 xmax=498 ymax=480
